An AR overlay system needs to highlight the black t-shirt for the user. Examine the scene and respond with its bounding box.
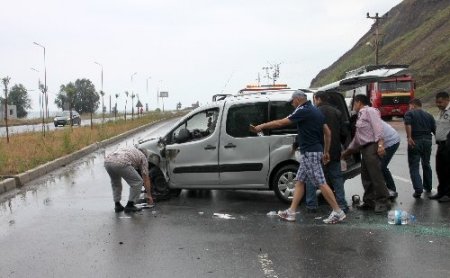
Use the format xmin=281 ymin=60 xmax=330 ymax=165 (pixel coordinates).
xmin=288 ymin=101 xmax=324 ymax=153
xmin=318 ymin=104 xmax=347 ymax=161
xmin=404 ymin=109 xmax=436 ymax=140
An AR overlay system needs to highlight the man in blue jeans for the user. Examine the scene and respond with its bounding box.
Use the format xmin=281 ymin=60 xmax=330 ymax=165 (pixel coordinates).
xmin=304 ymin=91 xmax=349 ymax=213
xmin=404 ymin=98 xmax=436 ymax=198
xmin=381 ymin=121 xmax=401 ymax=199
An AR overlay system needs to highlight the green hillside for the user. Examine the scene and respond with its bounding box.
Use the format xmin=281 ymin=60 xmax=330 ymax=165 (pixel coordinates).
xmin=310 ymin=0 xmax=450 ymax=103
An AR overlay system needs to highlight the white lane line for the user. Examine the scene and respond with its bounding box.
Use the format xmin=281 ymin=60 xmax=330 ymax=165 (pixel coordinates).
xmin=258 ymin=253 xmax=279 ymax=278
xmin=393 ymin=175 xmax=411 ymax=184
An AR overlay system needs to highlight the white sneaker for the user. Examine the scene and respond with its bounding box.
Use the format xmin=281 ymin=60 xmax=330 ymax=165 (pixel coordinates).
xmin=323 ymin=210 xmax=346 ymax=224
xmin=277 ymin=209 xmax=296 ymax=222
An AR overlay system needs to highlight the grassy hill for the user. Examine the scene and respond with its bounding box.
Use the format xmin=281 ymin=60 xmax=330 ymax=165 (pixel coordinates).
xmin=310 ymin=0 xmax=450 ymax=103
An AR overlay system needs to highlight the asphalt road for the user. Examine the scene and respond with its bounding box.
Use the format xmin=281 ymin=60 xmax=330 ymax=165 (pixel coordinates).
xmin=0 ymin=116 xmax=118 ymax=137
xmin=0 ymin=118 xmax=449 ymax=278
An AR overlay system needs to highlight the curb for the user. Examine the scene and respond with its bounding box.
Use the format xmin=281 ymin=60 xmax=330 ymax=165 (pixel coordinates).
xmin=0 ymin=119 xmax=165 ymax=193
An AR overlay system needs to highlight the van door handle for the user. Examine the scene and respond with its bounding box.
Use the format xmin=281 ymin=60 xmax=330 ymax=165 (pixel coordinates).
xmin=224 ymin=143 xmax=236 ymax=149
xmin=204 ymin=145 xmax=216 ymax=150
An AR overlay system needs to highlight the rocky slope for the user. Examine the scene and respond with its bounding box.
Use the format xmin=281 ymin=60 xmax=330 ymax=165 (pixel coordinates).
xmin=310 ymin=0 xmax=450 ymax=102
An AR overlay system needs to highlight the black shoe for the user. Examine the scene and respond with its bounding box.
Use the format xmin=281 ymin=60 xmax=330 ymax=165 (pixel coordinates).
xmin=388 ymin=191 xmax=398 ymax=200
xmin=413 ymin=192 xmax=422 ymax=198
xmin=342 ymin=206 xmax=350 ymax=214
xmin=424 ymin=188 xmax=432 ymax=193
xmin=429 ymin=194 xmax=444 ymax=200
xmin=374 ymin=203 xmax=389 ymax=214
xmin=356 ymin=203 xmax=374 ymax=211
xmin=438 ymin=196 xmax=450 ymax=203
xmin=114 ymin=203 xmax=124 ymax=213
xmin=306 ymin=207 xmax=318 ymax=213
xmin=124 ymin=205 xmax=142 ymax=213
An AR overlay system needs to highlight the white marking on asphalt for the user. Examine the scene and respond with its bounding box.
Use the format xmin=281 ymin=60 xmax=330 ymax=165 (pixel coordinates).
xmin=392 ymin=175 xmax=411 ymax=184
xmin=258 ymin=253 xmax=279 ymax=278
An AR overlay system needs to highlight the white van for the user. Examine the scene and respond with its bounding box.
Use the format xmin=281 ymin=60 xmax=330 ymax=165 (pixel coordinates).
xmin=137 ymin=89 xmax=359 ymax=203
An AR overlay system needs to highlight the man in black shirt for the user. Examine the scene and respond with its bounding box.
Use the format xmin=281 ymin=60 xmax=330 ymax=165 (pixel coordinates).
xmin=404 ymin=98 xmax=436 ymax=197
xmin=306 ymin=91 xmax=349 ymax=212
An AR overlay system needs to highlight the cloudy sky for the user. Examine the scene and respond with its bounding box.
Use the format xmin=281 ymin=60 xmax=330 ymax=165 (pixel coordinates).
xmin=0 ymin=0 xmax=402 ymax=115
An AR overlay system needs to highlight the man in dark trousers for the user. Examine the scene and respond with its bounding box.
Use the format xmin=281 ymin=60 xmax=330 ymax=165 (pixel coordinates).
xmin=250 ymin=90 xmax=346 ymax=224
xmin=404 ymin=98 xmax=436 ymax=198
xmin=429 ymin=91 xmax=450 ymax=202
xmin=305 ymin=91 xmax=349 ymax=213
xmin=342 ymin=94 xmax=390 ymax=213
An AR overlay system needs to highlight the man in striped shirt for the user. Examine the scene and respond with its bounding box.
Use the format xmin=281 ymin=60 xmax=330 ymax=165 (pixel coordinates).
xmin=342 ymin=95 xmax=390 ymax=213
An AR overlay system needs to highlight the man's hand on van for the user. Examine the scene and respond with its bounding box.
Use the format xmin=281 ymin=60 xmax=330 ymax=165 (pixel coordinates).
xmin=249 ymin=124 xmax=260 ymax=133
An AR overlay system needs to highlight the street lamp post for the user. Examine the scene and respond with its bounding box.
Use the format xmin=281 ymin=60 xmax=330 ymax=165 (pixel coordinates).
xmin=131 ymin=72 xmax=137 ymax=119
xmin=146 ymin=76 xmax=151 ymax=112
xmin=33 ymin=42 xmax=48 ymax=121
xmin=94 ymin=61 xmax=104 ymax=121
xmin=31 ymin=67 xmax=45 ymax=135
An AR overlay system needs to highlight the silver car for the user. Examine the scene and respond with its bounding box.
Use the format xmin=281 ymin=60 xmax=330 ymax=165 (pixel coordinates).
xmin=137 ymin=90 xmax=359 ymax=203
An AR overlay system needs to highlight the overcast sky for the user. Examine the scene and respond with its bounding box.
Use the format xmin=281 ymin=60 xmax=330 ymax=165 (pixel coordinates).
xmin=0 ymin=0 xmax=402 ymax=115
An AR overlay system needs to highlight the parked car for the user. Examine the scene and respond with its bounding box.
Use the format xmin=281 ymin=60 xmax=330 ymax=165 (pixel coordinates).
xmin=53 ymin=110 xmax=81 ymax=127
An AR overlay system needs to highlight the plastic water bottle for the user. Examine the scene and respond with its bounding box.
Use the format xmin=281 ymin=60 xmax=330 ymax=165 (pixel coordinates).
xmin=387 ymin=209 xmax=416 ymax=225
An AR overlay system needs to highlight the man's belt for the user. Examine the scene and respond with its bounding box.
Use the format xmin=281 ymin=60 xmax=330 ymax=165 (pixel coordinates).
xmin=436 ymin=140 xmax=447 ymax=145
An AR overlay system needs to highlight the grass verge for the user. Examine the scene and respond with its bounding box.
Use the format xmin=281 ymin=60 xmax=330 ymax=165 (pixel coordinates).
xmin=0 ymin=112 xmax=184 ymax=176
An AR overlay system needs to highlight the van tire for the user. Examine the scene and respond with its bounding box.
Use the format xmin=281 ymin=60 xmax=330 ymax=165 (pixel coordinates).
xmin=170 ymin=189 xmax=182 ymax=197
xmin=272 ymin=164 xmax=298 ymax=203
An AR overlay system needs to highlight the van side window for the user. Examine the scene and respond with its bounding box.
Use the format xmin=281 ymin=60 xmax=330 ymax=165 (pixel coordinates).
xmin=268 ymin=101 xmax=296 ymax=135
xmin=226 ymin=103 xmax=268 ymax=138
xmin=169 ymin=108 xmax=219 ymax=144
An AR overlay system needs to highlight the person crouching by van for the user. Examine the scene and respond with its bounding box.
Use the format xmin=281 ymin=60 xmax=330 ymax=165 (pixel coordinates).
xmin=250 ymin=90 xmax=346 ymax=224
xmin=341 ymin=94 xmax=390 ymax=213
xmin=104 ymin=147 xmax=154 ymax=213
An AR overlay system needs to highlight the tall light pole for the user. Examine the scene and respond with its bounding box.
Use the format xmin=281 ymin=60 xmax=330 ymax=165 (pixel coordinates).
xmin=94 ymin=61 xmax=104 ymax=120
xmin=146 ymin=76 xmax=151 ymax=111
xmin=131 ymin=72 xmax=137 ymax=118
xmin=33 ymin=42 xmax=48 ymax=120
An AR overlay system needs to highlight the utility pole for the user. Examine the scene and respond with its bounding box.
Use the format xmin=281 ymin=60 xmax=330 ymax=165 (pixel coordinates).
xmin=367 ymin=12 xmax=387 ymax=65
xmin=2 ymin=77 xmax=11 ymax=143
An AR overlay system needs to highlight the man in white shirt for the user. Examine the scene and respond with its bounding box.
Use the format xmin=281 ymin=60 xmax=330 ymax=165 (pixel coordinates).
xmin=429 ymin=91 xmax=450 ymax=202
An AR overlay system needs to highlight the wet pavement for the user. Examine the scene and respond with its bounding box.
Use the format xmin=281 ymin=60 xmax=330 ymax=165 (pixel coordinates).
xmin=1 ymin=118 xmax=449 ymax=278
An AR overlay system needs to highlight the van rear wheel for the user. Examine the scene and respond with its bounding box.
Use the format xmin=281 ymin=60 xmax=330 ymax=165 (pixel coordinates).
xmin=272 ymin=164 xmax=298 ymax=203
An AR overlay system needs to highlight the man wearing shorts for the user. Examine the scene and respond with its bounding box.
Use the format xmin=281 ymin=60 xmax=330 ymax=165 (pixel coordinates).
xmin=250 ymin=90 xmax=346 ymax=224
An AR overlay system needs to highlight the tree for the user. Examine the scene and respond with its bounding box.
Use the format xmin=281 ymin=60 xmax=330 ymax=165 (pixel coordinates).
xmin=55 ymin=78 xmax=99 ymax=114
xmin=1 ymin=84 xmax=31 ymax=118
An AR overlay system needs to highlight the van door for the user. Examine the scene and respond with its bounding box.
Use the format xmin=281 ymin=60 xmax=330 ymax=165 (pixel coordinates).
xmin=164 ymin=107 xmax=221 ymax=187
xmin=218 ymin=100 xmax=270 ymax=187
xmin=325 ymin=91 xmax=361 ymax=179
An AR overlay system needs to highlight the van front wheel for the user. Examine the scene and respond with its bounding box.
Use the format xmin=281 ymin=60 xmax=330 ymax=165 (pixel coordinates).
xmin=272 ymin=164 xmax=298 ymax=203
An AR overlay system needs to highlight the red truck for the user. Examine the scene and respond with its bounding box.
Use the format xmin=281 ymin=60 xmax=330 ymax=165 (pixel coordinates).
xmin=345 ymin=65 xmax=415 ymax=120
